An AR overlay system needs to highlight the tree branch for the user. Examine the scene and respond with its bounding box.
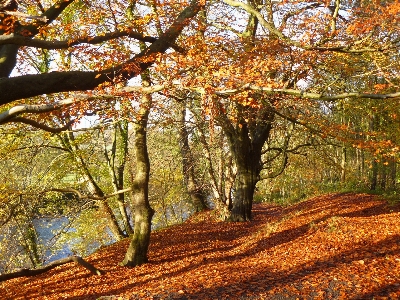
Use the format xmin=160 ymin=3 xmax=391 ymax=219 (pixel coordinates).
xmin=0 ymin=10 xmax=48 ymax=22
xmin=0 ymin=0 xmax=204 ymax=105
xmin=215 ymin=83 xmax=400 ymax=101
xmin=0 ymin=198 xmax=21 ymax=227
xmin=50 ymin=187 xmax=132 ymax=201
xmin=0 ymin=255 xmax=104 ymax=282
xmin=40 ymin=0 xmax=75 ymax=27
xmin=3 ymin=117 xmax=74 ymax=133
xmin=123 ymin=82 xmax=400 ymax=101
xmin=223 ymin=0 xmax=395 ymax=53
xmin=0 ymin=95 xmax=105 ymax=123
xmin=0 ymin=31 xmax=184 ymax=52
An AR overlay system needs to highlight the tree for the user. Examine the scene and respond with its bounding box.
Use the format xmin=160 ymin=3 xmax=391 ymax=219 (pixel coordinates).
xmin=1 ymin=0 xmax=399 ymax=273
xmin=140 ymin=0 xmax=400 ymax=221
xmin=0 ymin=0 xmax=205 ymax=267
xmin=102 ymin=120 xmax=134 ymax=236
xmin=121 ymin=71 xmax=154 ymax=267
xmin=177 ymin=100 xmax=208 ymax=212
xmin=57 ymin=126 xmax=127 ymax=240
xmin=0 ymin=0 xmax=205 ymax=105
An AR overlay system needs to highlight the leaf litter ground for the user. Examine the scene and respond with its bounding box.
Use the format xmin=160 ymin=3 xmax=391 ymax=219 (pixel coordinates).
xmin=1 ymin=192 xmax=400 ymax=299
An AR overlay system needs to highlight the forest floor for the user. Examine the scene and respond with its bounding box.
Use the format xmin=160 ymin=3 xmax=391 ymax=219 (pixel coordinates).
xmin=1 ymin=192 xmax=400 ymax=300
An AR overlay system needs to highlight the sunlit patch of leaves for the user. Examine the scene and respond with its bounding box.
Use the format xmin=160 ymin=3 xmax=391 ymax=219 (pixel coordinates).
xmin=1 ymin=193 xmax=399 ymax=299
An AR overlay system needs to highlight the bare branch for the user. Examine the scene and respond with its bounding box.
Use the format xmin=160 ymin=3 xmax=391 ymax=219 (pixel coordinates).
xmin=261 ymin=152 xmax=288 ymax=179
xmin=4 ymin=117 xmax=74 ymax=133
xmin=0 ymin=10 xmax=48 ymax=22
xmin=0 ymin=255 xmax=104 ymax=282
xmin=49 ymin=188 xmax=132 ymax=200
xmin=0 ymin=31 xmax=185 ymax=52
xmin=0 ymin=94 xmax=115 ymax=124
xmin=215 ymin=83 xmax=400 ymax=101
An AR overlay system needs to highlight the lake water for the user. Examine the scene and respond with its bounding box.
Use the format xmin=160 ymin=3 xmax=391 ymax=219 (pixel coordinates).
xmin=32 ymin=206 xmax=192 ymax=265
xmin=33 ymin=217 xmax=77 ymax=263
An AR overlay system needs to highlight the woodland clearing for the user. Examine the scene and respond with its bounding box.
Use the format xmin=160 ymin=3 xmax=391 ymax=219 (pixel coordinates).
xmin=1 ymin=192 xmax=400 ymax=300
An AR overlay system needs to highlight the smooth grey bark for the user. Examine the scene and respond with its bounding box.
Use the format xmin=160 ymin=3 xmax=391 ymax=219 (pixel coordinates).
xmin=103 ymin=121 xmax=134 ymax=235
xmin=121 ymin=75 xmax=154 ymax=267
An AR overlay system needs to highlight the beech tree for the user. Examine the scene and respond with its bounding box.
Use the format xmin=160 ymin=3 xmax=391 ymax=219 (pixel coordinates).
xmin=0 ymin=0 xmax=205 ymax=268
xmin=139 ymin=0 xmax=400 ymax=221
xmin=1 ymin=0 xmax=399 ymax=272
xmin=0 ymin=0 xmax=204 ymax=106
xmin=177 ymin=101 xmax=209 ymax=212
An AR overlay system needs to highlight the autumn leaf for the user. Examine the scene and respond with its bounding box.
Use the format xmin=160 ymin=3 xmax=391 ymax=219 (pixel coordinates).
xmin=1 ymin=193 xmax=399 ymax=300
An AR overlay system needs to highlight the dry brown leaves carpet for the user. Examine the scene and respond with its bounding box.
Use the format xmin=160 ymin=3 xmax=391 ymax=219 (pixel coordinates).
xmin=1 ymin=192 xmax=400 ymax=299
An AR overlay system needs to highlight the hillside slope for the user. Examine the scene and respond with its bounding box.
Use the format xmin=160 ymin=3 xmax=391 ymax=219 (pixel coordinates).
xmin=1 ymin=193 xmax=400 ymax=299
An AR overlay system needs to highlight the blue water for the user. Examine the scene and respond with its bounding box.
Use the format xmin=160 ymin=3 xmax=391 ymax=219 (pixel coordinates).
xmin=29 ymin=203 xmax=194 ymax=266
xmin=33 ymin=217 xmax=76 ymax=263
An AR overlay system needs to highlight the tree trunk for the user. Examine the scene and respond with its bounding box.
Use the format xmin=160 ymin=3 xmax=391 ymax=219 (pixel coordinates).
xmin=224 ymin=5 xmax=272 ymax=222
xmin=225 ymin=107 xmax=273 ymax=221
xmin=369 ymin=115 xmax=378 ymax=191
xmin=389 ymin=157 xmax=397 ymax=189
xmin=370 ymin=158 xmax=378 ymax=190
xmin=228 ymin=125 xmax=260 ymax=222
xmin=340 ymin=146 xmax=346 ymax=183
xmin=103 ymin=121 xmax=134 ymax=235
xmin=178 ymin=102 xmax=208 ymax=212
xmin=96 ymin=200 xmax=126 ymax=240
xmin=121 ymin=77 xmax=154 ymax=267
xmin=229 ymin=165 xmax=258 ymax=221
xmin=80 ymin=157 xmax=126 ymax=240
xmin=58 ymin=130 xmax=126 ymax=240
xmin=380 ymin=161 xmax=387 ymax=190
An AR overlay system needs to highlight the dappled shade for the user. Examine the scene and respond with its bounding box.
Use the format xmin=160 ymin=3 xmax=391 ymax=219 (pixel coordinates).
xmin=1 ymin=193 xmax=399 ymax=299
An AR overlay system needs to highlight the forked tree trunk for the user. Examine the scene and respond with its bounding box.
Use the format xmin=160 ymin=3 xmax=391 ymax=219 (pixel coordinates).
xmin=121 ymin=80 xmax=154 ymax=267
xmin=225 ymin=108 xmax=273 ymax=221
xmin=228 ymin=133 xmax=261 ymax=222
xmin=224 ymin=5 xmax=272 ymax=222
xmin=103 ymin=121 xmax=134 ymax=235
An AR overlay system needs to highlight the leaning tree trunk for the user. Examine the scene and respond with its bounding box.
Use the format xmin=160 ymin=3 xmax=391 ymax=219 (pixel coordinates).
xmin=58 ymin=129 xmax=126 ymax=240
xmin=121 ymin=78 xmax=154 ymax=267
